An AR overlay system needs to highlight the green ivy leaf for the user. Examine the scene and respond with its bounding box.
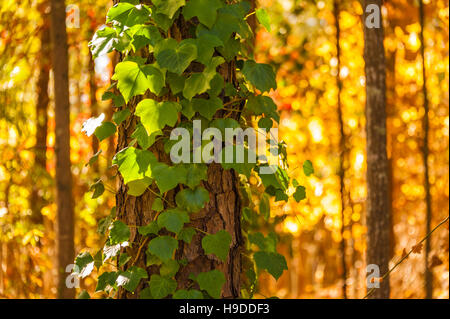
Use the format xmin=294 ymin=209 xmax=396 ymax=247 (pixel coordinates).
xmin=175 ymin=187 xmax=209 ymax=213
xmin=153 ymin=0 xmax=185 ymax=19
xmin=201 ymin=230 xmax=231 ymax=261
xmin=94 ymin=121 xmax=116 ymax=142
xmin=106 ymin=2 xmax=151 ymax=27
xmin=77 ymin=290 xmax=90 ymax=299
xmin=183 ymin=0 xmax=224 ymax=29
xmin=303 ymin=160 xmax=314 ymax=176
xmin=127 ymin=176 xmax=152 ymax=196
xmin=178 ymin=227 xmax=196 ymax=244
xmin=89 ymin=26 xmax=118 ymax=58
xmin=149 ymin=274 xmax=177 ymax=298
xmin=156 ymin=41 xmax=197 ymax=75
xmin=131 ymin=123 xmax=161 ymax=150
xmin=191 ymin=97 xmax=223 ymax=120
xmin=116 ymin=266 xmax=148 ymax=292
xmin=293 ymin=185 xmax=306 ymax=202
xmin=118 ymin=253 xmax=131 ymax=267
xmin=147 ymin=236 xmax=178 ymax=262
xmin=96 ymin=271 xmax=118 ymax=292
xmin=167 ymin=72 xmax=186 ymax=95
xmin=135 ymin=99 xmax=181 ymax=136
xmin=113 ymin=147 xmax=157 ymax=184
xmin=255 ymin=8 xmax=271 ymax=32
xmin=253 ymin=251 xmax=287 ymax=280
xmin=113 ymin=109 xmax=131 ymax=125
xmin=242 ymin=61 xmax=277 ymax=93
xmin=157 ymin=208 xmax=190 ymax=234
xmin=160 ymin=259 xmax=180 ymax=277
xmin=152 ymin=163 xmax=187 ymax=193
xmin=109 ymin=220 xmax=130 ymax=245
xmin=90 ymin=179 xmax=105 ymax=199
xmin=138 ymin=221 xmax=160 ymax=236
xmin=183 ymin=74 xmax=210 ymax=100
xmin=112 ymin=61 xmax=165 ymax=103
xmin=185 ymin=164 xmax=208 ymax=189
xmin=74 ymin=252 xmax=94 ymax=278
xmin=129 ymin=25 xmax=162 ymax=52
xmin=245 ymin=95 xmax=279 ymax=122
xmin=173 ymin=289 xmax=203 ymax=299
xmin=195 ymin=270 xmax=225 ymax=299
xmin=259 ymin=193 xmax=270 ymax=220
xmin=152 ymin=198 xmax=164 ymax=212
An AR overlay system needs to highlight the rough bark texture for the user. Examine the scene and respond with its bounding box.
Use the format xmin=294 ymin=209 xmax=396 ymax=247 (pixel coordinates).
xmin=363 ymin=0 xmax=391 ymax=299
xmin=419 ymin=0 xmax=433 ymax=299
xmin=30 ymin=4 xmax=51 ymax=225
xmin=115 ymin=8 xmax=243 ymax=299
xmin=50 ymin=0 xmax=75 ymax=299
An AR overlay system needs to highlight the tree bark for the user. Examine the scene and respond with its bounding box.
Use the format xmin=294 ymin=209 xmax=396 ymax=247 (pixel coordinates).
xmin=50 ymin=0 xmax=75 ymax=299
xmin=334 ymin=0 xmax=348 ymax=299
xmin=89 ymin=51 xmax=100 ymax=173
xmin=419 ymin=0 xmax=433 ymax=299
xmin=115 ymin=6 xmax=243 ymax=299
xmin=30 ymin=4 xmax=51 ymax=225
xmin=362 ymin=0 xmax=391 ymax=299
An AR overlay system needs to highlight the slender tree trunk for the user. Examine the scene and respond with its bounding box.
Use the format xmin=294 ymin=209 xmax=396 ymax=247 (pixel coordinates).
xmin=334 ymin=0 xmax=348 ymax=299
xmin=30 ymin=4 xmax=51 ymax=225
xmin=419 ymin=0 xmax=433 ymax=299
xmin=363 ymin=0 xmax=391 ymax=299
xmin=50 ymin=0 xmax=75 ymax=299
xmin=114 ymin=6 xmax=243 ymax=299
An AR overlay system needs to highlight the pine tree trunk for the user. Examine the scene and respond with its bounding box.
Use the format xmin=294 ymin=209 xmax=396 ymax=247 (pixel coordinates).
xmin=115 ymin=7 xmax=243 ymax=299
xmin=363 ymin=0 xmax=391 ymax=299
xmin=50 ymin=0 xmax=75 ymax=299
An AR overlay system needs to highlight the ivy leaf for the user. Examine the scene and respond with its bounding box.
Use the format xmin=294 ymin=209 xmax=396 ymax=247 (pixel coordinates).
xmin=183 ymin=0 xmax=224 ymax=29
xmin=242 ymin=61 xmax=277 ymax=93
xmin=138 ymin=221 xmax=160 ymax=236
xmin=94 ymin=121 xmax=116 ymax=142
xmin=191 ymin=97 xmax=223 ymax=120
xmin=135 ymin=99 xmax=181 ymax=136
xmin=173 ymin=289 xmax=203 ymax=299
xmin=77 ymin=290 xmax=90 ymax=299
xmin=293 ymin=186 xmax=306 ymax=202
xmin=116 ymin=266 xmax=148 ymax=292
xmin=152 ymin=163 xmax=187 ymax=193
xmin=129 ymin=24 xmax=162 ymax=52
xmin=96 ymin=271 xmax=119 ymax=292
xmin=89 ymin=26 xmax=118 ymax=58
xmin=102 ymin=91 xmax=125 ymax=108
xmin=119 ymin=253 xmax=131 ymax=267
xmin=106 ymin=2 xmax=151 ymax=27
xmin=90 ymin=179 xmax=105 ymax=199
xmin=157 ymin=208 xmax=190 ymax=234
xmin=195 ymin=270 xmax=225 ymax=299
xmin=259 ymin=193 xmax=270 ymax=220
xmin=160 ymin=259 xmax=180 ymax=277
xmin=156 ymin=41 xmax=197 ymax=75
xmin=112 ymin=61 xmax=165 ymax=103
xmin=178 ymin=227 xmax=196 ymax=244
xmin=127 ymin=177 xmax=152 ymax=196
xmin=131 ymin=123 xmax=161 ymax=150
xmin=303 ymin=160 xmax=314 ymax=176
xmin=255 ymin=8 xmax=271 ymax=32
xmin=109 ymin=220 xmax=130 ymax=245
xmin=258 ymin=117 xmax=273 ymax=130
xmin=153 ymin=0 xmax=185 ymax=19
xmin=201 ymin=230 xmax=231 ymax=261
xmin=147 ymin=236 xmax=178 ymax=262
xmin=245 ymin=95 xmax=279 ymax=122
xmin=248 ymin=232 xmax=277 ymax=253
xmin=253 ymin=251 xmax=287 ymax=280
xmin=74 ymin=252 xmax=94 ymax=278
xmin=219 ymin=145 xmax=257 ymax=178
xmin=175 ymin=187 xmax=210 ymax=213
xmin=113 ymin=147 xmax=157 ymax=184
xmin=183 ymin=74 xmax=209 ymax=100
xmin=149 ymin=274 xmax=177 ymax=298
xmin=185 ymin=164 xmax=208 ymax=189
xmin=167 ymin=72 xmax=186 ymax=95
xmin=113 ymin=109 xmax=131 ymax=125
xmin=152 ymin=198 xmax=164 ymax=212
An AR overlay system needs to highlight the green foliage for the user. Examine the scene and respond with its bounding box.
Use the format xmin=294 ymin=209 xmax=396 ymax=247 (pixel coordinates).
xmin=85 ymin=0 xmax=313 ymax=299
xmin=201 ymin=230 xmax=231 ymax=261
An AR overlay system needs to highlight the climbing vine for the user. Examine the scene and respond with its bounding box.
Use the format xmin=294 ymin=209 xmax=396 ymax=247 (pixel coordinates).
xmin=75 ymin=0 xmax=312 ymax=299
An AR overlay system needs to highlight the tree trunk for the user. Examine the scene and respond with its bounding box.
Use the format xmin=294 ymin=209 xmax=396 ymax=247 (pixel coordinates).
xmin=419 ymin=0 xmax=433 ymax=299
xmin=363 ymin=0 xmax=391 ymax=299
xmin=89 ymin=51 xmax=100 ymax=173
xmin=334 ymin=0 xmax=348 ymax=299
xmin=50 ymin=0 xmax=75 ymax=299
xmin=30 ymin=3 xmax=51 ymax=225
xmin=115 ymin=7 xmax=243 ymax=299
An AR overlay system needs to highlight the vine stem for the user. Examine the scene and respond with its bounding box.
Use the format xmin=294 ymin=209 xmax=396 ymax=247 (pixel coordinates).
xmin=364 ymin=215 xmax=449 ymax=299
